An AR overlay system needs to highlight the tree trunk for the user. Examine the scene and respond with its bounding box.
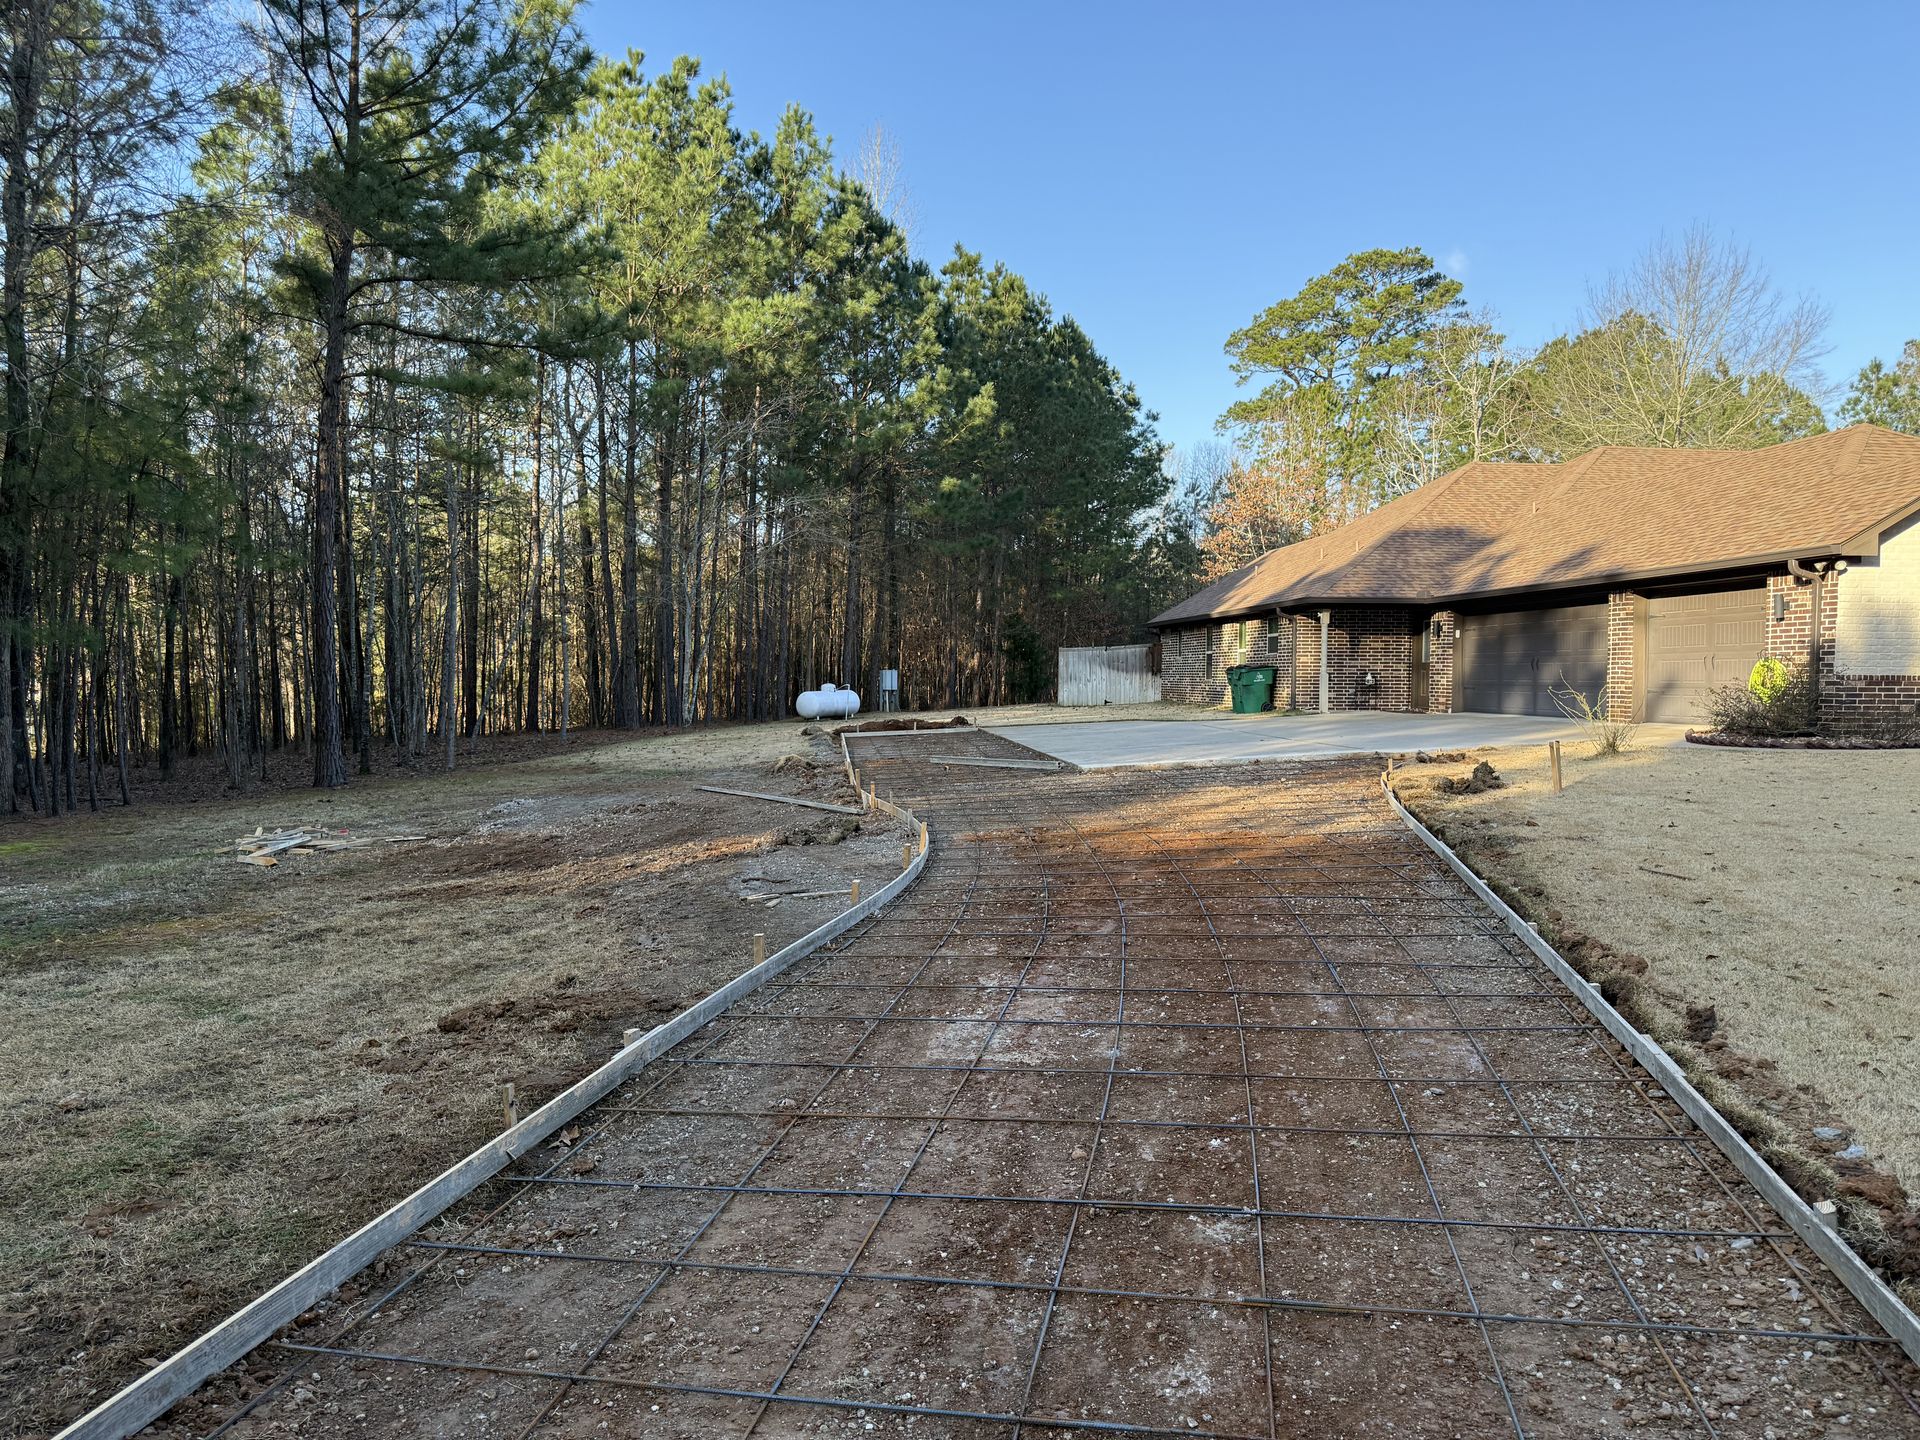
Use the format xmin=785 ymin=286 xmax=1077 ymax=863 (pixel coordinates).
xmin=310 ymin=233 xmax=355 ymax=789
xmin=442 ymin=439 xmax=460 ymax=771
xmin=523 ymin=358 xmax=546 ymax=732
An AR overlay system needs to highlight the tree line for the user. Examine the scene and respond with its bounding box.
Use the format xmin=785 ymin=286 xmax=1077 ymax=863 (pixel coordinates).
xmin=1 ymin=0 xmax=1186 ymax=809
xmin=1193 ymin=231 xmax=1916 ymax=581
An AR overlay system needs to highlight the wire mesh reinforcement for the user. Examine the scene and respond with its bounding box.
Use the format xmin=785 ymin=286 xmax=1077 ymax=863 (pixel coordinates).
xmin=159 ymin=731 xmax=1920 ymax=1440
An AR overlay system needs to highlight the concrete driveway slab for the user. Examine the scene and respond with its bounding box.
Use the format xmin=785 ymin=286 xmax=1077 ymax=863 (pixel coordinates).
xmin=988 ymin=711 xmax=1689 ymax=769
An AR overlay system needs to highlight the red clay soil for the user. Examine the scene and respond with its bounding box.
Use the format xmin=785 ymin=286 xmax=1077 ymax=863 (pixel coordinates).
xmin=130 ymin=740 xmax=1920 ymax=1440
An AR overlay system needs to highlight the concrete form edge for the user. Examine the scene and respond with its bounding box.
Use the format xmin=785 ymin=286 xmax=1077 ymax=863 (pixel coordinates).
xmin=54 ymin=796 xmax=934 ymax=1440
xmin=1380 ymin=773 xmax=1920 ymax=1366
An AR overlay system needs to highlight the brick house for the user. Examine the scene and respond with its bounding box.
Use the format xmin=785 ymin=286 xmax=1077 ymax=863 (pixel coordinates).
xmin=1151 ymin=424 xmax=1920 ymax=726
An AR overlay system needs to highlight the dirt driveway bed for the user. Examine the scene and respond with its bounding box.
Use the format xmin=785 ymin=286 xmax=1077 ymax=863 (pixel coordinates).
xmin=147 ymin=739 xmax=1920 ymax=1439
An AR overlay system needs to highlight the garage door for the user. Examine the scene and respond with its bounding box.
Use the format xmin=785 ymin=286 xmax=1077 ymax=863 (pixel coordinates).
xmin=1455 ymin=604 xmax=1607 ymax=716
xmin=1645 ymin=588 xmax=1766 ymax=723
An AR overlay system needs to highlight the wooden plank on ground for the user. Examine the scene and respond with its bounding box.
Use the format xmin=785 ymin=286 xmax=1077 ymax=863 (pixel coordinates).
xmin=928 ymin=755 xmax=1061 ymax=771
xmin=695 ymin=785 xmax=862 ymax=815
xmin=235 ymin=833 xmax=313 ymax=859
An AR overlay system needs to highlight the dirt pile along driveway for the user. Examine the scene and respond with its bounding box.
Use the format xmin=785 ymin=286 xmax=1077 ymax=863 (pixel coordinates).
xmin=149 ymin=735 xmax=1920 ymax=1439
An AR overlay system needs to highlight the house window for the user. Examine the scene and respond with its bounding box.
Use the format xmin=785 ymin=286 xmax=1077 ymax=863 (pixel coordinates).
xmin=1267 ymin=619 xmax=1282 ymax=655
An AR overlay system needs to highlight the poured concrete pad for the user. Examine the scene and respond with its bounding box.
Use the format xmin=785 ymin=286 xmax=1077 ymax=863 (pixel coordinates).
xmin=986 ymin=710 xmax=1689 ymax=770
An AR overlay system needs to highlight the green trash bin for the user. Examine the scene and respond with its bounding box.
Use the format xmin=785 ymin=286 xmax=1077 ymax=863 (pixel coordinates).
xmin=1226 ymin=663 xmax=1277 ymax=714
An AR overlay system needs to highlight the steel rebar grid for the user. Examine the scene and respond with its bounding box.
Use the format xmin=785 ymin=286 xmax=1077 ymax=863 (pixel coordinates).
xmin=179 ymin=739 xmax=1920 ymax=1440
xmin=1366 ymin=804 xmax=1920 ymax=1422
xmin=1187 ymin=781 xmax=1709 ymax=1433
xmin=487 ymin=831 xmax=1002 ymax=1440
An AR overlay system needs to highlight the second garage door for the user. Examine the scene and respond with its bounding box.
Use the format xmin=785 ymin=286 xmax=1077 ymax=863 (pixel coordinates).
xmin=1644 ymin=587 xmax=1767 ymax=723
xmin=1455 ymin=604 xmax=1607 ymax=716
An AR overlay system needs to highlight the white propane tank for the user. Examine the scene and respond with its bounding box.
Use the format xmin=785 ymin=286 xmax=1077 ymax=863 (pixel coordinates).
xmin=795 ymin=682 xmax=861 ymax=720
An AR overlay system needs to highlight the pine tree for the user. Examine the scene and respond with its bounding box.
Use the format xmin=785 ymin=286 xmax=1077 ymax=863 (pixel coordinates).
xmin=259 ymin=0 xmax=590 ymax=785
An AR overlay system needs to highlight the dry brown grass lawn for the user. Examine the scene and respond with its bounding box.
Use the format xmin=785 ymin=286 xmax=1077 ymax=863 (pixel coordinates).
xmin=1397 ymin=740 xmax=1920 ymax=1199
xmin=0 ymin=720 xmax=910 ymax=1436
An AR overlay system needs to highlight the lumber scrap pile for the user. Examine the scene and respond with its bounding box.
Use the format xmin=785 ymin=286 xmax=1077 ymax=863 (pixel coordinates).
xmin=233 ymin=826 xmax=427 ymax=867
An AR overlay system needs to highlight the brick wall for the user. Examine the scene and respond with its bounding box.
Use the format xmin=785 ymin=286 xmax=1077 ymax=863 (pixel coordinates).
xmin=1165 ymin=607 xmax=1425 ymax=713
xmin=1294 ymin=613 xmax=1322 ymax=711
xmin=1160 ymin=623 xmax=1220 ymax=705
xmin=1763 ymin=573 xmax=1816 ymax=673
xmin=1159 ymin=615 xmax=1295 ymax=708
xmin=1270 ymin=615 xmax=1301 ymax=710
xmin=1327 ymin=606 xmax=1415 ymax=711
xmin=1605 ymin=592 xmax=1641 ymax=721
xmin=1809 ymin=564 xmax=1920 ymax=725
xmin=1833 ymin=512 xmax=1920 ymax=688
xmin=1750 ymin=568 xmax=1920 ymax=727
xmin=1429 ymin=610 xmax=1457 ymax=713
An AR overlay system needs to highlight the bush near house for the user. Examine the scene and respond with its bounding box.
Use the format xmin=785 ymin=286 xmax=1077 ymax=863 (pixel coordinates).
xmin=1703 ymin=663 xmax=1818 ymax=737
xmin=1702 ymin=661 xmax=1920 ymax=744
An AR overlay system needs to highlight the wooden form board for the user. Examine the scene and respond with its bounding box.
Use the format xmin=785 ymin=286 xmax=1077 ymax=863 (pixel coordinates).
xmin=927 ymin=755 xmax=1061 ymax=771
xmin=1380 ymin=774 xmax=1920 ymax=1367
xmin=55 ymin=799 xmax=935 ymax=1440
xmin=694 ymin=785 xmax=863 ymax=815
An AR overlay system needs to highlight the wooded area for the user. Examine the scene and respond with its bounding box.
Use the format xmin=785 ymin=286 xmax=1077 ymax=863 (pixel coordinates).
xmin=0 ymin=0 xmax=1189 ymax=809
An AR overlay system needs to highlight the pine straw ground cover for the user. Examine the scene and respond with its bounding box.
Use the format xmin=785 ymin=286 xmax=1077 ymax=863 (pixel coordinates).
xmin=0 ymin=719 xmax=919 ymax=1438
xmin=1395 ymin=741 xmax=1920 ymax=1301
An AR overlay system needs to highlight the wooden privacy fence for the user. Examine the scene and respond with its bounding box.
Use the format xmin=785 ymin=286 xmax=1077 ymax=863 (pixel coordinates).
xmin=1057 ymin=644 xmax=1161 ymax=706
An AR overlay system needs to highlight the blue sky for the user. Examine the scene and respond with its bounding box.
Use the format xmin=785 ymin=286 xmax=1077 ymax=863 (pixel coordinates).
xmin=580 ymin=2 xmax=1920 ymax=459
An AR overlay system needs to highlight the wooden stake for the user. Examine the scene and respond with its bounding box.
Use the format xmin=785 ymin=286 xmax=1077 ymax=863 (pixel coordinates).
xmin=919 ymin=821 xmax=928 ymax=854
xmin=753 ymin=933 xmax=766 ymax=965
xmin=849 ymin=880 xmax=861 ymax=906
xmin=1549 ymin=741 xmax=1564 ymax=795
xmin=622 ymin=1028 xmax=641 ymax=1049
xmin=902 ymin=843 xmax=913 ymax=871
xmin=501 ymin=1083 xmax=518 ymax=1127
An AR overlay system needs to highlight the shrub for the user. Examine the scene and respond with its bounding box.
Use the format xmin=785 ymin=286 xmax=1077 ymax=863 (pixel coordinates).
xmin=1549 ymin=684 xmax=1638 ymax=756
xmin=1704 ymin=663 xmax=1814 ymax=736
xmin=1748 ymin=657 xmax=1792 ymax=703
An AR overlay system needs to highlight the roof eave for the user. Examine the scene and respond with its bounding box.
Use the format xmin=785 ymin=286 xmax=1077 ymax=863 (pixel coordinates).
xmin=1431 ymin=547 xmax=1848 ymax=605
xmin=1838 ymin=493 xmax=1920 ymax=559
xmin=1153 ymin=543 xmax=1873 ymax=625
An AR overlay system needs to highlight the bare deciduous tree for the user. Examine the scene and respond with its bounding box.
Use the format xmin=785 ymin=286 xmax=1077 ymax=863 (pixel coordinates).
xmin=854 ymin=124 xmax=916 ymax=245
xmin=1378 ymin=312 xmax=1533 ymax=492
xmin=1533 ymin=225 xmax=1830 ymax=453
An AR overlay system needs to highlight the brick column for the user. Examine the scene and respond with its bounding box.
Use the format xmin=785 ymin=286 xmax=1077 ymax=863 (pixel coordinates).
xmin=1605 ymin=592 xmax=1640 ymax=721
xmin=1429 ymin=610 xmax=1457 ymax=713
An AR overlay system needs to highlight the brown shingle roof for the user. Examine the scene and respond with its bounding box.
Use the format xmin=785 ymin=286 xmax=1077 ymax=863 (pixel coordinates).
xmin=1151 ymin=425 xmax=1920 ymax=626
